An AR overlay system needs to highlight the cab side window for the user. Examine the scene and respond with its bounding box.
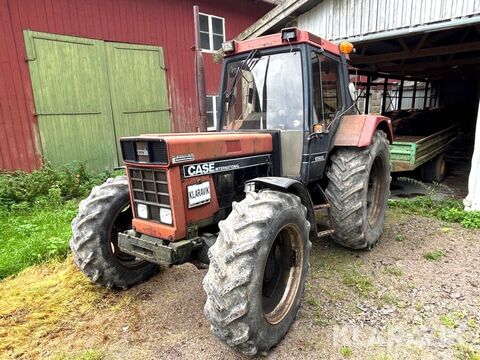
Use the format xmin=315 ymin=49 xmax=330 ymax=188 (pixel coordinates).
xmin=311 ymin=53 xmax=343 ymax=126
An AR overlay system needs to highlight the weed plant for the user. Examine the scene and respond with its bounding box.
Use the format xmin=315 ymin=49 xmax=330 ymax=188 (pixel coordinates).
xmin=389 ymin=195 xmax=480 ymax=229
xmin=0 ymin=162 xmax=120 ymax=278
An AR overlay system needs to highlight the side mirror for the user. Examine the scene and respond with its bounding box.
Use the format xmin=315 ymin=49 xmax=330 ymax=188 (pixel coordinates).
xmin=348 ymin=82 xmax=357 ymax=102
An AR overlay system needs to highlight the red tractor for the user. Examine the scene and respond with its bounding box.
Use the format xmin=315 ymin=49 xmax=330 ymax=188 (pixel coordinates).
xmin=71 ymin=28 xmax=393 ymax=355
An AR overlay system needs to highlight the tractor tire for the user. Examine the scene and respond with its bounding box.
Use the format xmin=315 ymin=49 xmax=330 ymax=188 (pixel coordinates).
xmin=421 ymin=153 xmax=446 ymax=183
xmin=70 ymin=176 xmax=158 ymax=289
xmin=325 ymin=130 xmax=391 ymax=250
xmin=203 ymin=190 xmax=311 ymax=356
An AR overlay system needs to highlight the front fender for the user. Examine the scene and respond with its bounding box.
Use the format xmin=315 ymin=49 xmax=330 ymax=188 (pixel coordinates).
xmin=246 ymin=177 xmax=317 ymax=239
xmin=334 ymin=114 xmax=393 ymax=147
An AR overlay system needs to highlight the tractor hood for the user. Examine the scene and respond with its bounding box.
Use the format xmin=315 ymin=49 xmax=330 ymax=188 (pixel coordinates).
xmin=120 ymin=132 xmax=273 ymax=166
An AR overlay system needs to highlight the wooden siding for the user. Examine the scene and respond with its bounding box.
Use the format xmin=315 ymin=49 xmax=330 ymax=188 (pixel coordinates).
xmin=0 ymin=0 xmax=272 ymax=171
xmin=25 ymin=31 xmax=171 ymax=171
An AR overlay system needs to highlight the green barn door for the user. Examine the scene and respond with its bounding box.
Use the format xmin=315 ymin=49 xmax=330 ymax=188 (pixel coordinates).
xmin=24 ymin=31 xmax=118 ymax=171
xmin=105 ymin=42 xmax=170 ymax=162
xmin=24 ymin=31 xmax=171 ymax=171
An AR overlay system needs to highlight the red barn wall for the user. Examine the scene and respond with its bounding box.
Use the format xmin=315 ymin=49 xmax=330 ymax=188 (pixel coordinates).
xmin=0 ymin=0 xmax=273 ymax=171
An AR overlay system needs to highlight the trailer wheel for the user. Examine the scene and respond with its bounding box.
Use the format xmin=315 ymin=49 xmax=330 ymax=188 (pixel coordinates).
xmin=325 ymin=130 xmax=391 ymax=249
xmin=203 ymin=190 xmax=311 ymax=356
xmin=70 ymin=176 xmax=158 ymax=289
xmin=421 ymin=154 xmax=446 ymax=183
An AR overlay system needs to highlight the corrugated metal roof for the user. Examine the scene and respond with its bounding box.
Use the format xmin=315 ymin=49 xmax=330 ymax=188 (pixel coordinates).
xmin=298 ymin=0 xmax=480 ymax=41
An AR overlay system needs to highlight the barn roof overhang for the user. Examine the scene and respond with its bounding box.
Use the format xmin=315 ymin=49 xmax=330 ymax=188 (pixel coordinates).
xmin=237 ymin=0 xmax=323 ymax=40
xmin=240 ymin=0 xmax=480 ymax=81
xmin=350 ymin=23 xmax=480 ymax=81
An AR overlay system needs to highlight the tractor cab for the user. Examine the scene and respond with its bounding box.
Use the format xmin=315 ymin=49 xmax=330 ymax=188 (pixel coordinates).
xmin=218 ymin=28 xmax=354 ymax=180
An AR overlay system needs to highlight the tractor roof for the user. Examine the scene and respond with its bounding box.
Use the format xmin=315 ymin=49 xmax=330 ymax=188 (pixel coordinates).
xmin=227 ymin=28 xmax=345 ymax=58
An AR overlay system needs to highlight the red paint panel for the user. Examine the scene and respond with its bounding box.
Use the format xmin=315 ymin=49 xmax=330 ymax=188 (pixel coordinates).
xmin=122 ymin=132 xmax=273 ymax=166
xmin=0 ymin=0 xmax=273 ymax=171
xmin=231 ymin=29 xmax=343 ymax=57
xmin=334 ymin=115 xmax=394 ymax=148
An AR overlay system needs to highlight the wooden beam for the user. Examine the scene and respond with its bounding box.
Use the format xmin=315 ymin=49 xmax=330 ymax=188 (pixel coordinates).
xmin=474 ymin=24 xmax=480 ymax=35
xmin=378 ymin=56 xmax=480 ymax=72
xmin=365 ymin=75 xmax=371 ymax=114
xmin=237 ymin=0 xmax=320 ymax=40
xmin=423 ymin=81 xmax=429 ymax=109
xmin=381 ymin=77 xmax=388 ymax=114
xmin=447 ymin=28 xmax=471 ymax=62
xmin=353 ymin=41 xmax=480 ymax=64
xmin=398 ymin=79 xmax=404 ymax=109
xmin=388 ymin=64 xmax=480 ymax=80
xmin=398 ymin=39 xmax=410 ymax=53
xmin=414 ymin=33 xmax=429 ymax=52
xmin=426 ymin=28 xmax=458 ymax=45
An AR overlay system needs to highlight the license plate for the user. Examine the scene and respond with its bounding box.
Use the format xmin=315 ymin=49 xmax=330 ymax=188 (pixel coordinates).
xmin=187 ymin=181 xmax=211 ymax=208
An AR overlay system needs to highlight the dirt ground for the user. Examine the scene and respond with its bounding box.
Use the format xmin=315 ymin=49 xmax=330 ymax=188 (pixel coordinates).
xmin=24 ymin=209 xmax=480 ymax=360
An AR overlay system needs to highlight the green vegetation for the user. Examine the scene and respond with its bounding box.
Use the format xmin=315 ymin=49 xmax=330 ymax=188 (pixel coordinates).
xmin=440 ymin=311 xmax=468 ymax=329
xmin=381 ymin=291 xmax=399 ymax=305
xmin=53 ymin=349 xmax=103 ymax=360
xmin=340 ymin=345 xmax=353 ymax=357
xmin=440 ymin=313 xmax=458 ymax=329
xmin=342 ymin=266 xmax=373 ymax=295
xmin=424 ymin=249 xmax=446 ymax=261
xmin=453 ymin=343 xmax=480 ymax=360
xmin=389 ymin=196 xmax=480 ymax=229
xmin=0 ymin=162 xmax=117 ymax=278
xmin=307 ymin=297 xmax=328 ymax=325
xmin=0 ymin=201 xmax=78 ymax=279
xmin=375 ymin=354 xmax=395 ymax=360
xmin=383 ymin=265 xmax=403 ymax=277
xmin=394 ymin=234 xmax=405 ymax=242
xmin=0 ymin=162 xmax=114 ymax=212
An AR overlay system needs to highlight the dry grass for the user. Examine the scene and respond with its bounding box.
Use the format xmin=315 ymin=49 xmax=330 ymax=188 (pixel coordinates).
xmin=0 ymin=256 xmax=130 ymax=359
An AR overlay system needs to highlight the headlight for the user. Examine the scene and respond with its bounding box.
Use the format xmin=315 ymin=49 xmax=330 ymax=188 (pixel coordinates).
xmin=281 ymin=27 xmax=297 ymax=42
xmin=137 ymin=204 xmax=148 ymax=219
xmin=160 ymin=208 xmax=172 ymax=224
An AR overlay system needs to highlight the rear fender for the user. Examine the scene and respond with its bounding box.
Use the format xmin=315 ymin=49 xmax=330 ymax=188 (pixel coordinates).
xmin=334 ymin=114 xmax=393 ymax=147
xmin=245 ymin=177 xmax=317 ymax=239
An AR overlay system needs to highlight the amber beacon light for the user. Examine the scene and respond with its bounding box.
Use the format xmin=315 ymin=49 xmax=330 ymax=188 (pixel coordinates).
xmin=338 ymin=41 xmax=354 ymax=54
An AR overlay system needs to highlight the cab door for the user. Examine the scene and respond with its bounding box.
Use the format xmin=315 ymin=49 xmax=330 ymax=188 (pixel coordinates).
xmin=303 ymin=50 xmax=347 ymax=183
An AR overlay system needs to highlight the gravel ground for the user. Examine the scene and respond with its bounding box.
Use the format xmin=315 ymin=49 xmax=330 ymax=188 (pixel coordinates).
xmin=44 ymin=209 xmax=480 ymax=360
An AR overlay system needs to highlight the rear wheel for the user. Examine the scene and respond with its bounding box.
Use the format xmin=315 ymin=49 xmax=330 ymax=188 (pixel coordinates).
xmin=325 ymin=130 xmax=391 ymax=249
xmin=421 ymin=153 xmax=446 ymax=182
xmin=203 ymin=190 xmax=311 ymax=355
xmin=70 ymin=176 xmax=158 ymax=289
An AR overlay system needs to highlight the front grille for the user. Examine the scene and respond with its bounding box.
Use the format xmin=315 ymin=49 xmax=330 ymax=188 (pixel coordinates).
xmin=128 ymin=167 xmax=172 ymax=225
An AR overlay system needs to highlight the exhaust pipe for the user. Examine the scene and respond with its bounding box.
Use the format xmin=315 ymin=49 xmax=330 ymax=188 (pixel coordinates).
xmin=193 ymin=5 xmax=207 ymax=132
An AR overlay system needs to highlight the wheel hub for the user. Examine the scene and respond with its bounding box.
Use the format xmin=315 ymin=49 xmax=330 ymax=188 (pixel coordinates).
xmin=262 ymin=224 xmax=303 ymax=325
xmin=367 ymin=156 xmax=387 ymax=227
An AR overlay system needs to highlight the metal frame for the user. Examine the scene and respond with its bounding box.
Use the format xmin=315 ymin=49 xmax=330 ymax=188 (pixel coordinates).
xmin=349 ymin=71 xmax=440 ymax=114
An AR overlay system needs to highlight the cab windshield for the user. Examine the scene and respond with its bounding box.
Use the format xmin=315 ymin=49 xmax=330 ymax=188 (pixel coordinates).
xmin=221 ymin=51 xmax=304 ymax=131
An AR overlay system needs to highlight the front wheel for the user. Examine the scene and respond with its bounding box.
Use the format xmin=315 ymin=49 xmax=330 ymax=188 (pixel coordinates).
xmin=325 ymin=130 xmax=391 ymax=249
xmin=70 ymin=176 xmax=158 ymax=289
xmin=203 ymin=190 xmax=311 ymax=355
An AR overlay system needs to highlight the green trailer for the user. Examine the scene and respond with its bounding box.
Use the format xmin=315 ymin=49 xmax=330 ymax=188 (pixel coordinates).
xmin=390 ymin=124 xmax=459 ymax=182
